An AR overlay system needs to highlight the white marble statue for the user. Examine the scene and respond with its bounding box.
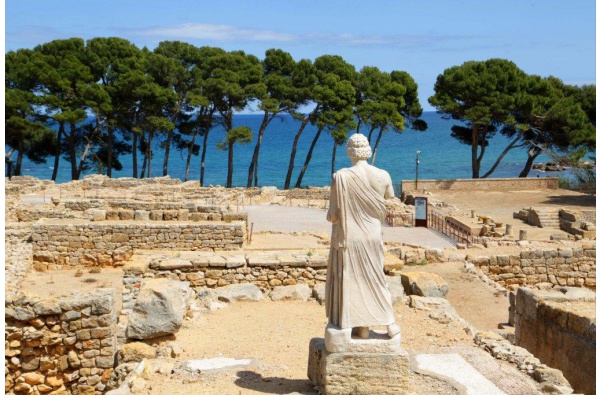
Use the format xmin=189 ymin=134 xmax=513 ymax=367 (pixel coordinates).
xmin=325 ymin=133 xmax=400 ymax=339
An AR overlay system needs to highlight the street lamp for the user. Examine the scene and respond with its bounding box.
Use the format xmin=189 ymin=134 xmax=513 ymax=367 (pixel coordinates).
xmin=415 ymin=151 xmax=421 ymax=191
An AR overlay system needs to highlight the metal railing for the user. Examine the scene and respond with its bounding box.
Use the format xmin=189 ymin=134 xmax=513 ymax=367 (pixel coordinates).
xmin=427 ymin=209 xmax=483 ymax=245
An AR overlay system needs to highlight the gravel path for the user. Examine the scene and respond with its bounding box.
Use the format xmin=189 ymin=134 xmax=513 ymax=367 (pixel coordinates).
xmin=245 ymin=205 xmax=455 ymax=249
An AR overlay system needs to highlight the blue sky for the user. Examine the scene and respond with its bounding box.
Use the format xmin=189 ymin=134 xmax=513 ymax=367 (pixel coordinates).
xmin=4 ymin=0 xmax=596 ymax=111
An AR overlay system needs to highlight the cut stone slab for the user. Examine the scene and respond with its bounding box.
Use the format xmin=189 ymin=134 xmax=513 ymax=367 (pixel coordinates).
xmin=179 ymin=357 xmax=253 ymax=373
xmin=270 ymin=284 xmax=311 ymax=301
xmin=414 ymin=353 xmax=507 ymax=395
xmin=126 ymin=278 xmax=192 ymax=340
xmin=409 ymin=295 xmax=451 ymax=311
xmin=324 ymin=323 xmax=401 ymax=353
xmin=308 ymin=337 xmax=410 ymax=395
xmin=387 ymin=276 xmax=407 ymax=306
xmin=312 ymin=283 xmax=326 ymax=305
xmin=215 ymin=284 xmax=264 ymax=303
xmin=401 ymin=271 xmax=449 ymax=298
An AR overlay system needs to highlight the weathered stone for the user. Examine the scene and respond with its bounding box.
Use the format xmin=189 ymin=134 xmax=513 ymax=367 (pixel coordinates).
xmin=33 ymin=250 xmax=55 ymax=263
xmin=400 ymin=272 xmax=448 ymax=298
xmin=127 ymin=278 xmax=192 ymax=340
xmin=308 ymin=338 xmax=409 ymax=395
xmin=387 ymin=276 xmax=407 ymax=306
xmin=409 ymin=295 xmax=451 ymax=311
xmin=32 ymin=300 xmax=62 ymax=315
xmin=22 ymin=372 xmax=45 ymax=385
xmin=134 ymin=210 xmax=150 ymax=221
xmin=269 ymin=284 xmax=311 ymax=301
xmin=119 ymin=342 xmax=157 ymax=363
xmin=312 ymin=283 xmax=326 ymax=305
xmin=215 ymin=284 xmax=264 ymax=302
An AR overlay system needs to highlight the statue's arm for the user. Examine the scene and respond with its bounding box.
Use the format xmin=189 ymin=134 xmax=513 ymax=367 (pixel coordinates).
xmin=327 ymin=174 xmax=339 ymax=223
xmin=384 ymin=172 xmax=394 ymax=200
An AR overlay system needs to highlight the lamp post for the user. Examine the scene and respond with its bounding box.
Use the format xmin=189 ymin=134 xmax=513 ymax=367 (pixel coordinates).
xmin=415 ymin=151 xmax=421 ymax=191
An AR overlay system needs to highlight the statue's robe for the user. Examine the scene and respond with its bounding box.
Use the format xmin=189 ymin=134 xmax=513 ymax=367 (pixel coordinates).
xmin=325 ymin=167 xmax=395 ymax=329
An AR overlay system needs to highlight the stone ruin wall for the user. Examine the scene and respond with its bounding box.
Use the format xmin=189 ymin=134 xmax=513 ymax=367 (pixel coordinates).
xmin=401 ymin=177 xmax=559 ymax=192
xmin=5 ymin=225 xmax=34 ymax=289
xmin=514 ymin=287 xmax=596 ymax=395
xmin=5 ymin=289 xmax=118 ymax=395
xmin=121 ymin=254 xmax=328 ymax=310
xmin=31 ymin=220 xmax=246 ymax=269
xmin=471 ymin=246 xmax=596 ymax=290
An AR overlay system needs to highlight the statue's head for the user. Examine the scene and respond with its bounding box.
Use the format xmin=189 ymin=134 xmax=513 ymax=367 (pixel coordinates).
xmin=346 ymin=133 xmax=372 ymax=161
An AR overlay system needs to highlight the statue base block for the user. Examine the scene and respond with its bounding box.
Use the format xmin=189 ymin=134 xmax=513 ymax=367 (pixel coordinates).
xmin=308 ymin=338 xmax=410 ymax=395
xmin=324 ymin=323 xmax=401 ymax=353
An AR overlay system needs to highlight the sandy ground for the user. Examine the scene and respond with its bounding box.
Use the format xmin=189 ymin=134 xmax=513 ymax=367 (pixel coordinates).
xmin=428 ymin=189 xmax=596 ymax=240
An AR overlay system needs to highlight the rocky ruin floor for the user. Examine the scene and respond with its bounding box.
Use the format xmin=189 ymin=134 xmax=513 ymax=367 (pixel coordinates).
xmin=8 ymin=178 xmax=595 ymax=394
xmin=19 ymin=257 xmax=522 ymax=395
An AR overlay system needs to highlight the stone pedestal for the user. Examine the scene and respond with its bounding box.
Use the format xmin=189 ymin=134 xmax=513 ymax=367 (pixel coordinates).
xmin=308 ymin=326 xmax=410 ymax=395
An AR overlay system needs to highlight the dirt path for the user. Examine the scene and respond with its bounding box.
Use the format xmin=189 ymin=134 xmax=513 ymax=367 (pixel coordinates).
xmin=409 ymin=261 xmax=510 ymax=330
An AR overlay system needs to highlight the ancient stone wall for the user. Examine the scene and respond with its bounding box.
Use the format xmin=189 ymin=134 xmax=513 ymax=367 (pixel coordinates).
xmin=31 ymin=220 xmax=246 ymax=269
xmin=121 ymin=251 xmax=329 ymax=309
xmin=277 ymin=187 xmax=330 ymax=200
xmin=5 ymin=289 xmax=118 ymax=394
xmin=401 ymin=177 xmax=559 ymax=192
xmin=514 ymin=287 xmax=596 ymax=395
xmin=470 ymin=246 xmax=596 ymax=289
xmin=5 ymin=225 xmax=33 ymax=289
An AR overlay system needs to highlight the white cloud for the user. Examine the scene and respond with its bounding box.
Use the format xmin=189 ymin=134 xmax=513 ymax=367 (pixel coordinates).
xmin=134 ymin=23 xmax=297 ymax=42
xmin=131 ymin=23 xmax=477 ymax=49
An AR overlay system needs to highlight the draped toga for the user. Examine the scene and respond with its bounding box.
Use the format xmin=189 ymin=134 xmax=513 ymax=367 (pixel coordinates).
xmin=325 ymin=167 xmax=395 ymax=329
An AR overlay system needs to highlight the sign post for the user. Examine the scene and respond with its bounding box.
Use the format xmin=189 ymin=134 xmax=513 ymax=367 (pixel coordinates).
xmin=415 ymin=197 xmax=428 ymax=227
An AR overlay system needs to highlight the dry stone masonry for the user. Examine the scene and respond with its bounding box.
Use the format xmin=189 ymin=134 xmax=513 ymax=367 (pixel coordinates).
xmin=5 ymin=289 xmax=118 ymax=395
xmin=513 ymin=287 xmax=596 ymax=395
xmin=470 ymin=245 xmax=596 ymax=290
xmin=31 ymin=220 xmax=246 ymax=269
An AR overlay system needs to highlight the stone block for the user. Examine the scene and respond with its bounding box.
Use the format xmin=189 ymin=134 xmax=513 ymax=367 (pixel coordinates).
xmin=215 ymin=284 xmax=264 ymax=302
xmin=270 ymin=284 xmax=311 ymax=301
xmin=134 ymin=210 xmax=150 ymax=221
xmin=324 ymin=323 xmax=401 ymax=353
xmin=308 ymin=337 xmax=409 ymax=395
xmin=400 ymin=272 xmax=448 ymax=298
xmin=119 ymin=342 xmax=157 ymax=363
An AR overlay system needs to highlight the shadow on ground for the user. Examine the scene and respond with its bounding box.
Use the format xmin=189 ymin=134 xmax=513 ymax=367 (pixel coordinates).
xmin=541 ymin=194 xmax=596 ymax=207
xmin=235 ymin=370 xmax=316 ymax=394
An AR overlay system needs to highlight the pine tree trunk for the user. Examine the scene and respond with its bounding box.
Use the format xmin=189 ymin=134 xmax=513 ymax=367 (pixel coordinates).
xmin=519 ymin=147 xmax=542 ymax=178
xmin=69 ymin=122 xmax=78 ymax=180
xmin=200 ymin=130 xmax=209 ymax=186
xmin=147 ymin=131 xmax=154 ymax=178
xmin=227 ymin=143 xmax=234 ymax=188
xmin=367 ymin=126 xmax=377 ymax=144
xmin=370 ymin=125 xmax=386 ymax=165
xmin=284 ymin=116 xmax=311 ymax=190
xmin=295 ymin=126 xmax=324 ymax=188
xmin=331 ymin=141 xmax=337 ymax=176
xmin=162 ymin=128 xmax=172 ymax=176
xmin=184 ymin=132 xmax=197 ymax=182
xmin=471 ymin=124 xmax=480 ymax=178
xmin=481 ymin=130 xmax=525 ymax=178
xmin=107 ymin=120 xmax=113 ymax=177
xmin=132 ymin=132 xmax=138 ymax=179
xmin=51 ymin=122 xmax=63 ymax=181
xmin=247 ymin=112 xmax=270 ymax=188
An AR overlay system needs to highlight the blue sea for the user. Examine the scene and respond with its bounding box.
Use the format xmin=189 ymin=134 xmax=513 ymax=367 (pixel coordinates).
xmin=15 ymin=112 xmax=561 ymax=188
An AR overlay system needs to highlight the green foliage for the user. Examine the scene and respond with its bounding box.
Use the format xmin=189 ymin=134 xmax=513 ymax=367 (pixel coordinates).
xmin=429 ymin=58 xmax=595 ymax=178
xmin=6 ymin=37 xmax=424 ymax=187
